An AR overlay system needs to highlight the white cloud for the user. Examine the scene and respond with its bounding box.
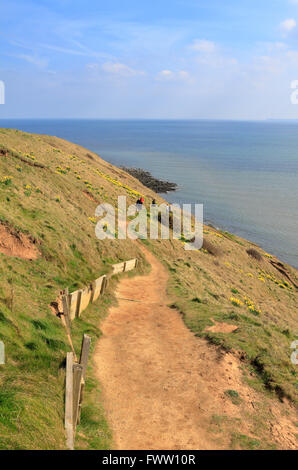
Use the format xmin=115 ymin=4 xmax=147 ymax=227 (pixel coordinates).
xmin=286 ymin=49 xmax=298 ymax=61
xmin=188 ymin=39 xmax=238 ymax=69
xmin=178 ymin=70 xmax=190 ymax=79
xmin=195 ymin=54 xmax=238 ymax=68
xmin=157 ymin=69 xmax=174 ymax=79
xmin=102 ymin=62 xmax=144 ymax=77
xmin=15 ymin=54 xmax=48 ymax=68
xmin=86 ymin=63 xmax=100 ymax=70
xmin=280 ymin=18 xmax=296 ymax=32
xmin=272 ymin=42 xmax=288 ymax=50
xmin=189 ymin=39 xmax=216 ymax=53
xmin=156 ymin=70 xmax=191 ymax=81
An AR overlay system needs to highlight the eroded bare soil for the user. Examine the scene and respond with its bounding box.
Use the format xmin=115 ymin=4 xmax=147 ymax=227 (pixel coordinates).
xmin=0 ymin=223 xmax=40 ymax=260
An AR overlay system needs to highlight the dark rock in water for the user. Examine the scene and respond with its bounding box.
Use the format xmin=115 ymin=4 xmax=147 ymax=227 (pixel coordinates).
xmin=122 ymin=167 xmax=177 ymax=193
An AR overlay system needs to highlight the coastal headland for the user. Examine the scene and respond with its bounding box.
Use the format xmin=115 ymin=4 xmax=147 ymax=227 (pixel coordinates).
xmin=0 ymin=128 xmax=297 ymax=450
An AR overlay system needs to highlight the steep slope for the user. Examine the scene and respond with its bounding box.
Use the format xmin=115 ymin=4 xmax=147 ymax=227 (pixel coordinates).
xmin=0 ymin=128 xmax=297 ymax=450
xmin=95 ymin=242 xmax=297 ymax=450
xmin=0 ymin=129 xmax=150 ymax=449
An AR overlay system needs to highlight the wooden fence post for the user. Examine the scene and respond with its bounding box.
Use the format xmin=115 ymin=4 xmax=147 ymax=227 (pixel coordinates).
xmin=77 ymin=334 xmax=91 ymax=425
xmin=77 ymin=379 xmax=84 ymax=426
xmin=65 ymin=352 xmax=74 ymax=450
xmin=79 ymin=334 xmax=91 ymax=381
xmin=73 ymin=363 xmax=83 ymax=430
xmin=101 ymin=276 xmax=107 ymax=294
xmin=90 ymin=282 xmax=95 ymax=304
xmin=75 ymin=290 xmax=82 ymax=318
xmin=123 ymin=262 xmax=127 ymax=272
xmin=62 ymin=294 xmax=71 ymax=331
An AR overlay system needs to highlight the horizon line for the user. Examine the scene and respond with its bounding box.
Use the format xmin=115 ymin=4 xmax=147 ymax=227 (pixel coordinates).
xmin=1 ymin=117 xmax=297 ymax=122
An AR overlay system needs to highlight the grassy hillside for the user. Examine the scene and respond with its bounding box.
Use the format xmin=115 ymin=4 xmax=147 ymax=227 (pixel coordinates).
xmin=0 ymin=128 xmax=151 ymax=449
xmin=0 ymin=128 xmax=297 ymax=449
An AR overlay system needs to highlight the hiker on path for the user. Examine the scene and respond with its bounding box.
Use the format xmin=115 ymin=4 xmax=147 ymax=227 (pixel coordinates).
xmin=136 ymin=197 xmax=144 ymax=212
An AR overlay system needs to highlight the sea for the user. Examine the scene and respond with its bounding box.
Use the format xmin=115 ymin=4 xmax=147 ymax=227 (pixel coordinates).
xmin=0 ymin=119 xmax=297 ymax=269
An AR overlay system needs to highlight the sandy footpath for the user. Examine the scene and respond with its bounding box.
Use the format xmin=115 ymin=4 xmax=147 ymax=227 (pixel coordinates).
xmin=94 ymin=243 xmax=297 ymax=450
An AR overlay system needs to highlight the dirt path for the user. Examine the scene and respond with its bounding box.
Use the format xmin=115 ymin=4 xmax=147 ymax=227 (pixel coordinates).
xmin=94 ymin=244 xmax=297 ymax=450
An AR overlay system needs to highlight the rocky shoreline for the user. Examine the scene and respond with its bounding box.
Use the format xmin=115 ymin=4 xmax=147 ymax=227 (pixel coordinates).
xmin=122 ymin=167 xmax=178 ymax=193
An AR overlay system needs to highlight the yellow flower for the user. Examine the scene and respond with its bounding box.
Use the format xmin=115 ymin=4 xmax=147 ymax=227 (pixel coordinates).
xmin=230 ymin=297 xmax=244 ymax=307
xmin=248 ymin=305 xmax=261 ymax=315
xmin=1 ymin=176 xmax=13 ymax=187
xmin=56 ymin=167 xmax=67 ymax=174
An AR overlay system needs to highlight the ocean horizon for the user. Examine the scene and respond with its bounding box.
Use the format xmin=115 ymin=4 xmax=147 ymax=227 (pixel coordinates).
xmin=0 ymin=118 xmax=297 ymax=269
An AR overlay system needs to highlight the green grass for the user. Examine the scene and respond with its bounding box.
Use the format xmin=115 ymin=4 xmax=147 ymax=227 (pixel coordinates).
xmin=0 ymin=129 xmax=149 ymax=449
xmin=0 ymin=128 xmax=297 ymax=450
xmin=231 ymin=433 xmax=261 ymax=450
xmin=224 ymin=389 xmax=242 ymax=405
xmin=169 ymin=291 xmax=297 ymax=404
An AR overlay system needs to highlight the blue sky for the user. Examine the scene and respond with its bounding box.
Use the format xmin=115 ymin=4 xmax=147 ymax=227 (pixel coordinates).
xmin=1 ymin=0 xmax=298 ymax=118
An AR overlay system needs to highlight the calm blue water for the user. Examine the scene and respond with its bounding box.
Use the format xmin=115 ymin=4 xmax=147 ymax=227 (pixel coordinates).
xmin=0 ymin=119 xmax=297 ymax=268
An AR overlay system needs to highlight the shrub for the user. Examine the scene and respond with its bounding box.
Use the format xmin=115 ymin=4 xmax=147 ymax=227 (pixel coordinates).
xmin=225 ymin=389 xmax=242 ymax=405
xmin=203 ymin=239 xmax=222 ymax=256
xmin=225 ymin=389 xmax=239 ymax=398
xmin=246 ymin=248 xmax=262 ymax=261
